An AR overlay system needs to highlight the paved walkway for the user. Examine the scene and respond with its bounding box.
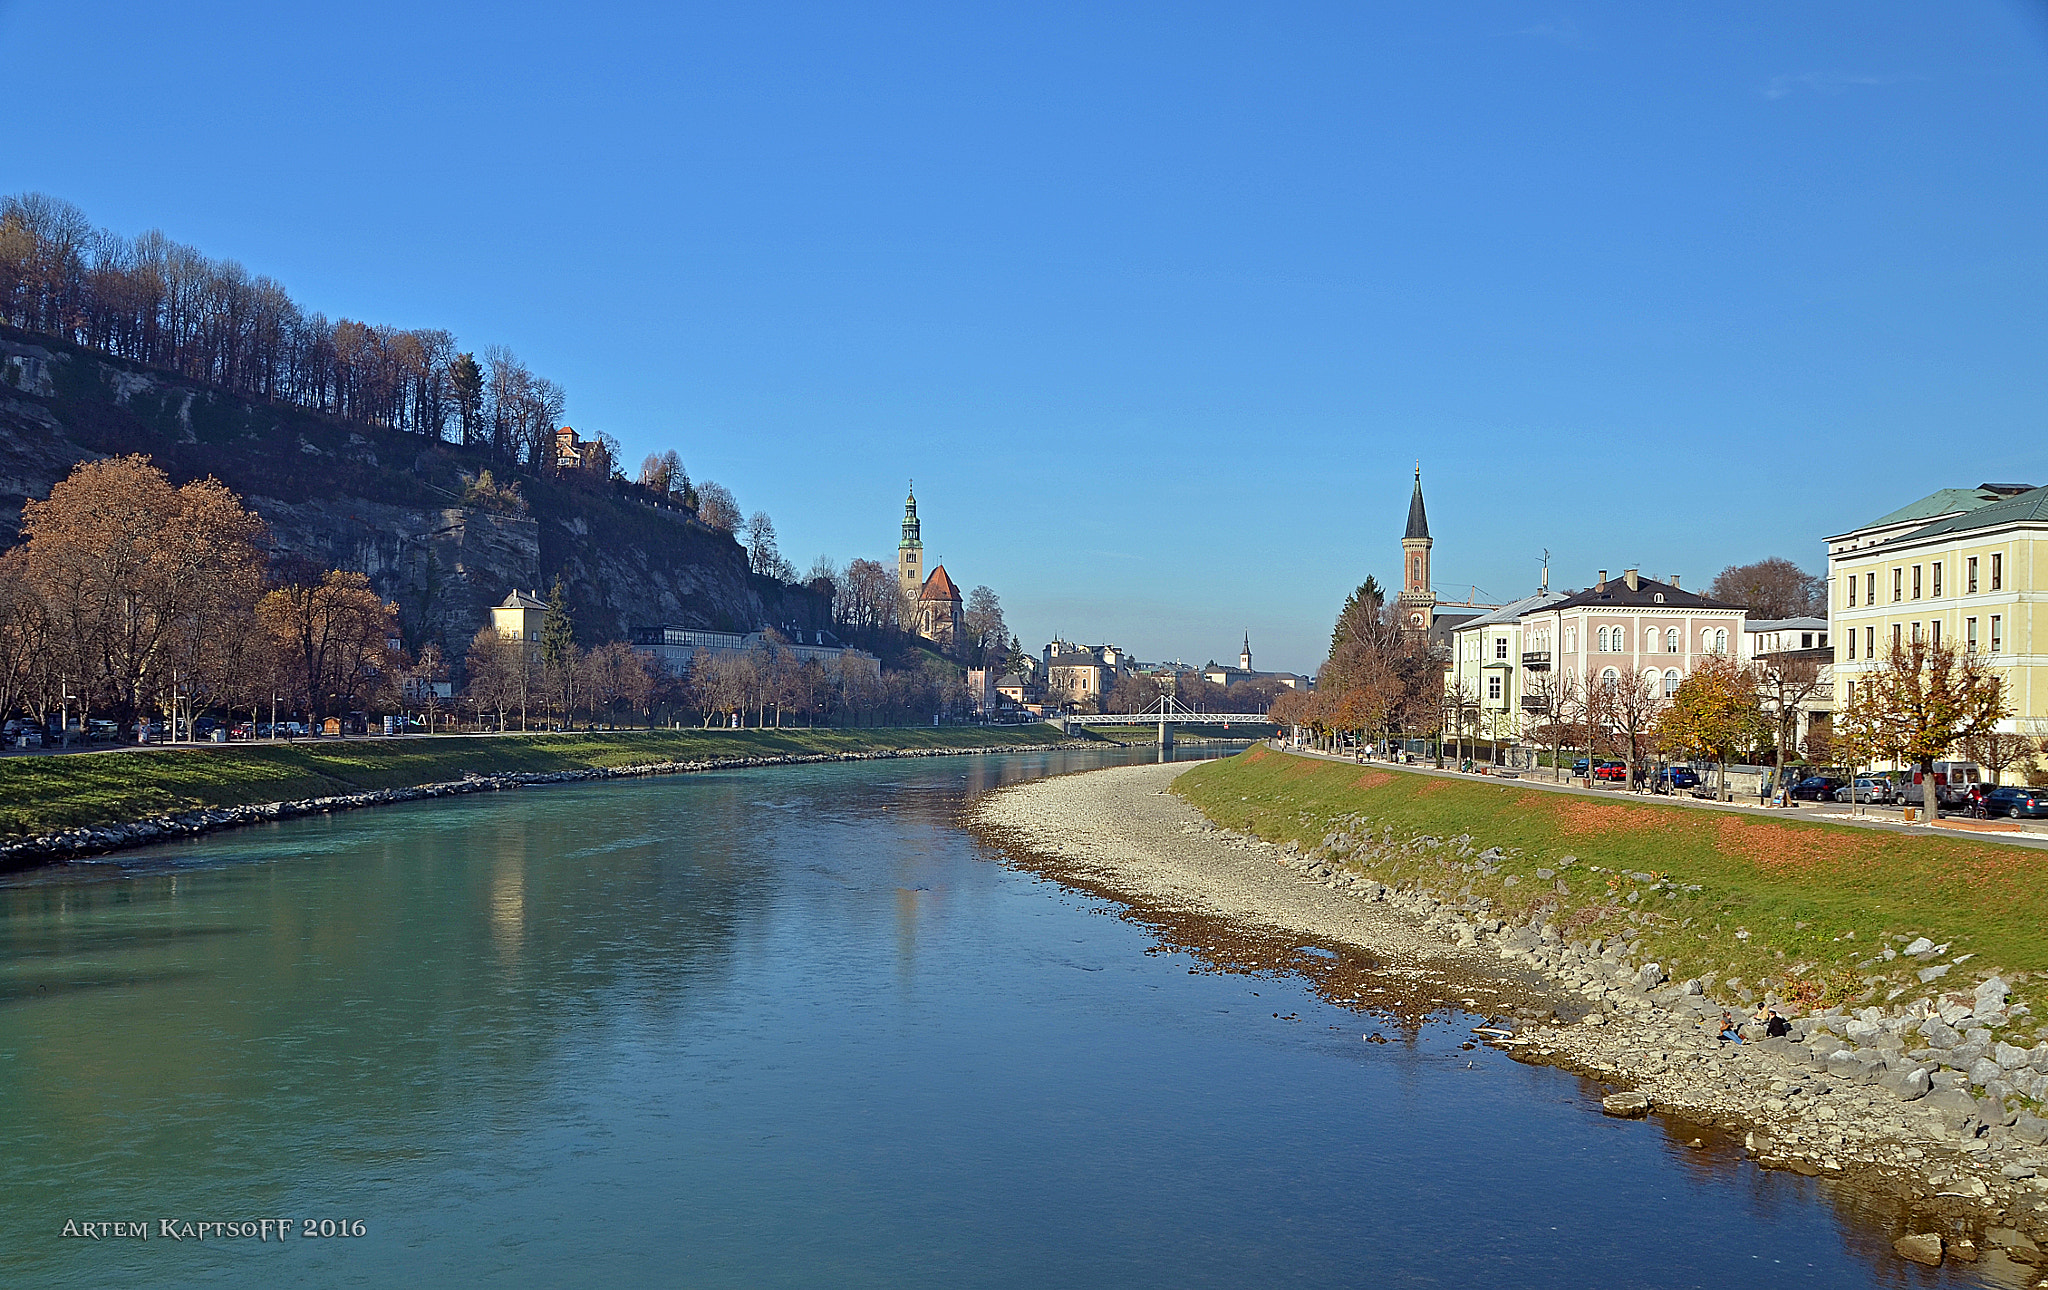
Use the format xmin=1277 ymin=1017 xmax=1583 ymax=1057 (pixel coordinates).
xmin=1271 ymin=741 xmax=2048 ymax=851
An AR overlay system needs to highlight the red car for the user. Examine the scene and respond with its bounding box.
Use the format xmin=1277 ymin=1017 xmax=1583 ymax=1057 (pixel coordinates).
xmin=1592 ymin=761 xmax=1630 ymax=781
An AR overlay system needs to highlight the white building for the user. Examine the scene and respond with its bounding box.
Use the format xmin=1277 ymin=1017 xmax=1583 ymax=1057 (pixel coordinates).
xmin=1516 ymin=566 xmax=1748 ymax=711
xmin=636 ymin=626 xmax=879 ymax=679
xmin=1445 ymin=589 xmax=1568 ymax=739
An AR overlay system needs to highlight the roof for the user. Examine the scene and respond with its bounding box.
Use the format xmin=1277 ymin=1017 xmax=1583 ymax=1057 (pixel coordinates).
xmin=1404 ymin=469 xmax=1429 ymax=541
xmin=1452 ymin=589 xmax=1568 ymax=630
xmin=1848 ymin=485 xmax=2025 ymax=537
xmin=497 ymin=589 xmax=547 ymax=610
xmin=1048 ymin=651 xmax=1108 ymax=668
xmin=1547 ymin=575 xmax=1737 ymax=612
xmin=1746 ymin=617 xmax=1829 ymax=634
xmin=1893 ymin=484 xmax=2048 ymax=543
xmin=920 ymin=564 xmax=960 ymax=602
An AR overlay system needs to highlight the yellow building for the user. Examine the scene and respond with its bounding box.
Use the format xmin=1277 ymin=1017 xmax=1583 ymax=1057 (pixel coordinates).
xmin=1828 ymin=484 xmax=2046 ymax=738
xmin=490 ymin=589 xmax=548 ymax=643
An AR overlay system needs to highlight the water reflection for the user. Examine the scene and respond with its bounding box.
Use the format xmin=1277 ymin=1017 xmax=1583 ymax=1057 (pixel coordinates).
xmin=0 ymin=745 xmax=1985 ymax=1289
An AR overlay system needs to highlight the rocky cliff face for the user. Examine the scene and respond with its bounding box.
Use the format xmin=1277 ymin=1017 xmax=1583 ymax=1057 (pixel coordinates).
xmin=0 ymin=325 xmax=828 ymax=652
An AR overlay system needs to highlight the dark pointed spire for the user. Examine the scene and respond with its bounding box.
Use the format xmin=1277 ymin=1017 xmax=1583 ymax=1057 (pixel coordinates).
xmin=1404 ymin=464 xmax=1429 ymax=541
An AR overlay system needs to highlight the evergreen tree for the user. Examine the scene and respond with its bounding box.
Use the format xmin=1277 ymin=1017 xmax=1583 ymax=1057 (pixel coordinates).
xmin=1329 ymin=576 xmax=1387 ymax=655
xmin=540 ymin=579 xmax=577 ymax=718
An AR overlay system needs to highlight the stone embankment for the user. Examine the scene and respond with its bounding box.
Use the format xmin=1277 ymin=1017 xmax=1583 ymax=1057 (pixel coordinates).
xmin=0 ymin=741 xmax=1098 ymax=873
xmin=980 ymin=761 xmax=2048 ymax=1279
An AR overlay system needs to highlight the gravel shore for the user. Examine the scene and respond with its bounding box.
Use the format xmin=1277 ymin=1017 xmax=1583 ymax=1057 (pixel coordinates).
xmin=975 ymin=760 xmax=2048 ymax=1278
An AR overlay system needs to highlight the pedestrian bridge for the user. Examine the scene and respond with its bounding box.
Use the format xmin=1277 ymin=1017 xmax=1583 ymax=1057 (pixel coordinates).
xmin=1052 ymin=696 xmax=1273 ymax=749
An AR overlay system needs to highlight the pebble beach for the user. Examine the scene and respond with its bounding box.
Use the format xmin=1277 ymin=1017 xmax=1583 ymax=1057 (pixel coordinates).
xmin=975 ymin=759 xmax=2048 ymax=1278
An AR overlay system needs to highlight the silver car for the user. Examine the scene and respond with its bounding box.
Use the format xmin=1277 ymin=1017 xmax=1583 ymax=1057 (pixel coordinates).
xmin=1833 ymin=777 xmax=1893 ymax=804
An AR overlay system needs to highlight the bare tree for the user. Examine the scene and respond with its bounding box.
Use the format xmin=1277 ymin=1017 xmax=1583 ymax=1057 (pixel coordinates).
xmin=1753 ymin=654 xmax=1825 ymax=774
xmin=1607 ymin=670 xmax=1665 ymax=791
xmin=697 ymin=481 xmax=741 ymax=533
xmin=1524 ymin=666 xmax=1577 ymax=782
xmin=1708 ymin=557 xmax=1825 ymax=618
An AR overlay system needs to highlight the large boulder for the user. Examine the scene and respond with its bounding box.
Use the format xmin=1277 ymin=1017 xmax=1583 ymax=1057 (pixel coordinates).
xmin=1976 ymin=976 xmax=2011 ymax=1014
xmin=1601 ymin=1091 xmax=1651 ymax=1118
xmin=1894 ymin=1233 xmax=1944 ymax=1266
xmin=1923 ymin=1088 xmax=1978 ymax=1129
xmin=1919 ymin=1017 xmax=1962 ymax=1049
xmin=1881 ymin=1068 xmax=1932 ymax=1102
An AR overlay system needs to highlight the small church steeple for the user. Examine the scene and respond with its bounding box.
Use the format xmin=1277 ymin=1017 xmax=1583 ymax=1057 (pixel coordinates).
xmin=1396 ymin=463 xmax=1436 ymax=637
xmin=898 ymin=481 xmax=924 ymax=598
xmin=1240 ymin=631 xmax=1252 ymax=673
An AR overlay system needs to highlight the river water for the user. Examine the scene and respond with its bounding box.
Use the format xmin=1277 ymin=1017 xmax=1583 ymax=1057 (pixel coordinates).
xmin=0 ymin=747 xmax=1986 ymax=1287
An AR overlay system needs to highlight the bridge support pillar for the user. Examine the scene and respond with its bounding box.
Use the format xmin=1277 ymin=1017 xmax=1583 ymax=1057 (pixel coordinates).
xmin=1158 ymin=718 xmax=1174 ymax=755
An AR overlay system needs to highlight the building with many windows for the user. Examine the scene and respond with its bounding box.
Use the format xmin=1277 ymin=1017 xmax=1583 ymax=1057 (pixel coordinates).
xmin=1828 ymin=483 xmax=2046 ymax=738
xmin=1446 ymin=589 xmax=1567 ymax=739
xmin=1446 ymin=571 xmax=1745 ymax=746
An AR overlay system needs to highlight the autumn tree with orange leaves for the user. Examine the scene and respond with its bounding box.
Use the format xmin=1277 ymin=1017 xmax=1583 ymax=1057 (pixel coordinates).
xmin=15 ymin=455 xmax=268 ymax=728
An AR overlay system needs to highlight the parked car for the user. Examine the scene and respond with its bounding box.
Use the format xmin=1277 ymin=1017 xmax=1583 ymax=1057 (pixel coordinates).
xmin=1571 ymin=758 xmax=1590 ymax=776
xmin=1978 ymin=786 xmax=2048 ymax=820
xmin=1788 ymin=776 xmax=1845 ymax=802
xmin=1650 ymin=767 xmax=1701 ymax=794
xmin=1833 ymin=777 xmax=1894 ymax=804
xmin=1592 ymin=760 xmax=1630 ymax=782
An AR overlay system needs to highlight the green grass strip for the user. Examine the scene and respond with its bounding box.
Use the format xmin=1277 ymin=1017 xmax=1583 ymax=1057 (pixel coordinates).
xmin=0 ymin=726 xmax=1070 ymax=838
xmin=1175 ymin=747 xmax=2048 ymax=1026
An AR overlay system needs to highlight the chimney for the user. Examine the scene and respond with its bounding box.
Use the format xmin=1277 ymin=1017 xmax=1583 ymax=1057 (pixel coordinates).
xmin=1670 ymin=574 xmax=1680 ymax=589
xmin=1624 ymin=568 xmax=1639 ymax=591
xmin=1596 ymin=570 xmax=1607 ymax=591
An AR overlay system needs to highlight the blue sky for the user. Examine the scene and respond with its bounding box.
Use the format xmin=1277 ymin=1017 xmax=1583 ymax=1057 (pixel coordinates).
xmin=5 ymin=2 xmax=2047 ymax=672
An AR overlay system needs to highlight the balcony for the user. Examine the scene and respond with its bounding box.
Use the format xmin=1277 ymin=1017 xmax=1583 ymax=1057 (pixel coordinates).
xmin=1520 ymin=650 xmax=1551 ymax=670
xmin=1520 ymin=695 xmax=1552 ymax=713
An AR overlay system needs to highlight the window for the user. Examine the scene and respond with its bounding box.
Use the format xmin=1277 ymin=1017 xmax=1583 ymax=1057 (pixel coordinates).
xmin=1665 ymin=628 xmax=1679 ymax=652
xmin=1663 ymin=668 xmax=1681 ymax=696
xmin=1966 ymin=617 xmax=1977 ymax=652
xmin=1892 ymin=624 xmax=1902 ymax=652
xmin=1565 ymin=628 xmax=1576 ymax=652
xmin=1411 ymin=555 xmax=1421 ymax=584
xmin=1991 ymin=615 xmax=2002 ymax=653
xmin=1992 ymin=553 xmax=2003 ymax=590
xmin=1968 ymin=556 xmax=1978 ymax=594
xmin=1931 ymin=620 xmax=1941 ymax=647
xmin=1654 ymin=593 xmax=1664 ymax=604
xmin=1600 ymin=667 xmax=1620 ymax=691
xmin=1847 ymin=630 xmax=1857 ymax=660
xmin=1495 ymin=637 xmax=1508 ymax=660
xmin=1892 ymin=569 xmax=1902 ymax=602
xmin=1847 ymin=574 xmax=1857 ymax=607
xmin=1487 ymin=675 xmax=1502 ymax=700
xmin=1702 ymin=629 xmax=1714 ymax=653
xmin=1800 ymin=633 xmax=1813 ymax=649
xmin=1866 ymin=571 xmax=1876 ymax=605
xmin=1911 ymin=622 xmax=1922 ymax=645
xmin=1912 ymin=565 xmax=1922 ymax=599
xmin=1864 ymin=625 xmax=1873 ymax=658
xmin=1714 ymin=628 xmax=1728 ymax=654
xmin=1932 ymin=562 xmax=1942 ymax=597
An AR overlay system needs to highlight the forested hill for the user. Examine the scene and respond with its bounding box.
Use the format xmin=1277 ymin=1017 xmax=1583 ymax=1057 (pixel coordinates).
xmin=0 ymin=323 xmax=828 ymax=653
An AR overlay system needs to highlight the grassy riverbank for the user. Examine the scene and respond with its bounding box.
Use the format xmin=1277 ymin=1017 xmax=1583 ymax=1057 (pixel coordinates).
xmin=0 ymin=726 xmax=1073 ymax=839
xmin=1175 ymin=747 xmax=2048 ymax=1023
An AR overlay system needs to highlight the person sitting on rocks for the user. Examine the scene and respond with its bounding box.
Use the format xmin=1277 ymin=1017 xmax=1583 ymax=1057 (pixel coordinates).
xmin=1717 ymin=1011 xmax=1742 ymax=1043
xmin=1758 ymin=1007 xmax=1790 ymax=1038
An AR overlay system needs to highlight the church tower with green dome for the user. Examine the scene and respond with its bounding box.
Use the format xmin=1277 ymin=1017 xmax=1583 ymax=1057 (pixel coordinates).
xmin=897 ymin=484 xmax=924 ymax=599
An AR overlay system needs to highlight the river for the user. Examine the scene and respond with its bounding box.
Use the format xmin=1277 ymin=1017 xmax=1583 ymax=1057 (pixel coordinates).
xmin=0 ymin=747 xmax=1985 ymax=1287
